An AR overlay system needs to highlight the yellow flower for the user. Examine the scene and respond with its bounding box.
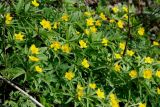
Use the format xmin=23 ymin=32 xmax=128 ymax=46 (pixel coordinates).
xmin=112 ymin=6 xmax=119 ymax=13
xmin=77 ymin=84 xmax=84 ymax=90
xmin=35 ymin=66 xmax=42 ymax=73
xmin=76 ymin=31 xmax=80 ymax=35
xmin=50 ymin=41 xmax=61 ymax=51
xmin=29 ymin=56 xmax=40 ymax=62
xmin=100 ymin=13 xmax=107 ymax=20
xmin=119 ymin=42 xmax=125 ymax=50
xmin=109 ymin=94 xmax=115 ymax=101
xmin=84 ymin=11 xmax=91 ymax=16
xmin=84 ymin=29 xmax=90 ymax=36
xmin=15 ymin=32 xmax=24 ymax=41
xmin=5 ymin=13 xmax=13 ymax=24
xmin=143 ymin=69 xmax=152 ymax=79
xmin=76 ymin=84 xmax=84 ymax=100
xmin=155 ymin=70 xmax=160 ymax=78
xmin=120 ymin=51 xmax=124 ymax=55
xmin=86 ymin=17 xmax=94 ymax=26
xmin=79 ymin=40 xmax=87 ymax=48
xmin=81 ymin=58 xmax=89 ymax=68
xmin=129 ymin=70 xmax=137 ymax=78
xmin=40 ymin=19 xmax=51 ymax=31
xmin=65 ymin=71 xmax=74 ymax=80
xmin=123 ymin=14 xmax=128 ymax=19
xmin=90 ymin=26 xmax=97 ymax=33
xmin=138 ymin=27 xmax=145 ymax=36
xmin=144 ymin=57 xmax=153 ymax=64
xmin=30 ymin=44 xmax=39 ymax=54
xmin=139 ymin=103 xmax=146 ymax=107
xmin=53 ymin=22 xmax=60 ymax=29
xmin=89 ymin=83 xmax=96 ymax=89
xmin=61 ymin=14 xmax=69 ymax=21
xmin=95 ymin=20 xmax=101 ymax=26
xmin=96 ymin=88 xmax=105 ymax=99
xmin=77 ymin=89 xmax=84 ymax=100
xmin=122 ymin=6 xmax=128 ymax=12
xmin=114 ymin=63 xmax=121 ymax=72
xmin=31 ymin=0 xmax=39 ymax=7
xmin=153 ymin=41 xmax=159 ymax=46
xmin=61 ymin=44 xmax=71 ymax=53
xmin=114 ymin=53 xmax=122 ymax=59
xmin=102 ymin=38 xmax=108 ymax=46
xmin=110 ymin=99 xmax=120 ymax=107
xmin=110 ymin=19 xmax=115 ymax=23
xmin=127 ymin=50 xmax=135 ymax=56
xmin=117 ymin=20 xmax=124 ymax=28
xmin=109 ymin=93 xmax=116 ymax=101
xmin=157 ymin=87 xmax=160 ymax=94
xmin=109 ymin=93 xmax=119 ymax=107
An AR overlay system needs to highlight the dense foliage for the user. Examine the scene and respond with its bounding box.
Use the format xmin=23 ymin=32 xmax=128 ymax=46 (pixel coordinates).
xmin=0 ymin=0 xmax=160 ymax=107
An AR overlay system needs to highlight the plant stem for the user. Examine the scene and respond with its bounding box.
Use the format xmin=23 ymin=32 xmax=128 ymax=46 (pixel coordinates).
xmin=123 ymin=0 xmax=132 ymax=56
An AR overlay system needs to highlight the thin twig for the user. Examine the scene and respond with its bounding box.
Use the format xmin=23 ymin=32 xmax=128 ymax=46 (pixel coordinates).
xmin=0 ymin=76 xmax=44 ymax=107
xmin=123 ymin=0 xmax=131 ymax=56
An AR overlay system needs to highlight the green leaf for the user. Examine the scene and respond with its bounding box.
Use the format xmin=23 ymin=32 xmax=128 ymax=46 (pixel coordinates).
xmin=0 ymin=49 xmax=2 ymax=53
xmin=92 ymin=32 xmax=103 ymax=42
xmin=0 ymin=67 xmax=25 ymax=80
xmin=65 ymin=97 xmax=73 ymax=104
xmin=25 ymin=3 xmax=30 ymax=13
xmin=16 ymin=0 xmax=24 ymax=14
xmin=37 ymin=54 xmax=48 ymax=61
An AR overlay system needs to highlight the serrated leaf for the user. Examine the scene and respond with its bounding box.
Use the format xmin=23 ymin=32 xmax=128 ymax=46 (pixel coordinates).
xmin=0 ymin=67 xmax=25 ymax=80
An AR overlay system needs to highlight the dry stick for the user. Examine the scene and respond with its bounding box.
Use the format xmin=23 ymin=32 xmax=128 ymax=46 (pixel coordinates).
xmin=0 ymin=76 xmax=44 ymax=107
xmin=123 ymin=0 xmax=131 ymax=56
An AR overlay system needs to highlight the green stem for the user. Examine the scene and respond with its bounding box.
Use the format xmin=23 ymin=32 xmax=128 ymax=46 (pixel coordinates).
xmin=123 ymin=0 xmax=131 ymax=56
